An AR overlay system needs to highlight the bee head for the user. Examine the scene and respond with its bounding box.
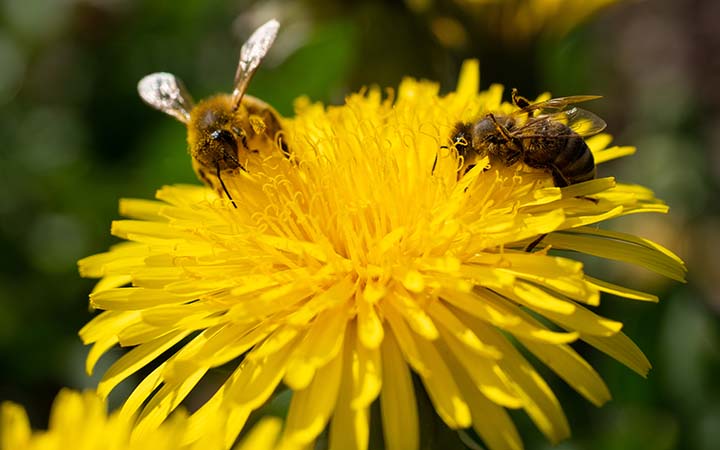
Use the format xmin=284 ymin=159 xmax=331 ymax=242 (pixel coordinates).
xmin=187 ymin=95 xmax=246 ymax=171
xmin=450 ymin=123 xmax=473 ymax=158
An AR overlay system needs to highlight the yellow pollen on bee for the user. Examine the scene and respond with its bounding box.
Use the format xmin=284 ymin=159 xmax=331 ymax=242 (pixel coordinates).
xmin=249 ymin=114 xmax=267 ymax=134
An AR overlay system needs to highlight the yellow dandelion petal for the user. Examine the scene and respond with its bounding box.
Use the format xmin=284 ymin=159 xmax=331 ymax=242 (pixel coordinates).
xmin=592 ymin=144 xmax=637 ymax=164
xmin=121 ymin=362 xmax=165 ymax=419
xmin=133 ymin=365 xmax=206 ymax=438
xmin=225 ymin=336 xmax=297 ymax=409
xmin=437 ymin=322 xmax=522 ymax=409
xmin=182 ymin=389 xmax=249 ymax=447
xmin=97 ymin=330 xmax=190 ymax=399
xmin=442 ymin=343 xmax=523 ymax=450
xmin=285 ymin=343 xmax=344 ymax=444
xmin=350 ymin=330 xmax=383 ymax=409
xmin=547 ymin=228 xmax=686 ymax=282
xmin=585 ymin=275 xmax=659 ymax=302
xmin=455 ymin=59 xmax=480 ymax=100
xmin=80 ymin=60 xmax=685 ymax=450
xmin=233 ymin=417 xmax=302 ymax=450
xmin=411 ymin=332 xmax=472 ymax=429
xmin=284 ymin=305 xmax=348 ymax=390
xmin=380 ymin=328 xmax=420 ymax=450
xmin=582 ymin=331 xmax=652 ymax=377
xmin=1 ymin=401 xmax=31 ymax=450
xmin=462 ymin=313 xmax=571 ymax=443
xmin=519 ymin=338 xmax=611 ymax=407
xmin=329 ymin=328 xmax=371 ymax=450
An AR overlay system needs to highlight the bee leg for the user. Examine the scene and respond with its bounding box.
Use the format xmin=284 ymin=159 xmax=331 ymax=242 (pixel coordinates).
xmin=549 ymin=165 xmax=570 ymax=187
xmin=511 ymin=88 xmax=531 ymax=108
xmin=487 ymin=113 xmax=515 ymax=143
xmin=525 ymin=233 xmax=548 ymax=252
xmin=505 ymin=151 xmax=523 ymax=166
xmin=216 ymin=163 xmax=238 ymax=208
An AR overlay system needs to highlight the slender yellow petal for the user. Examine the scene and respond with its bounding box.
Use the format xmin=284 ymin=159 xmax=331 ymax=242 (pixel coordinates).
xmin=492 ymin=287 xmax=623 ymax=337
xmin=234 ymin=417 xmax=285 ymax=450
xmin=582 ymin=331 xmax=652 ymax=377
xmin=351 ymin=329 xmax=383 ymax=409
xmin=357 ymin=293 xmax=384 ymax=349
xmin=225 ymin=335 xmax=297 ymax=409
xmin=442 ymin=346 xmax=524 ymax=450
xmin=97 ymin=330 xmax=190 ymax=399
xmin=285 ymin=349 xmax=344 ymax=444
xmin=456 ymin=59 xmax=480 ymax=100
xmin=329 ymin=327 xmax=370 ymax=450
xmin=133 ymin=367 xmax=206 ymax=439
xmin=121 ymin=361 xmax=165 ymax=418
xmin=547 ymin=228 xmax=686 ymax=282
xmin=86 ymin=336 xmax=118 ymax=375
xmin=519 ymin=338 xmax=611 ymax=407
xmin=79 ymin=310 xmax=141 ymax=345
xmin=436 ymin=321 xmax=522 ymax=409
xmin=585 ymin=275 xmax=659 ymax=302
xmin=444 ymin=288 xmax=580 ymax=343
xmin=285 ymin=305 xmax=348 ymax=390
xmin=592 ymin=145 xmax=636 ymax=164
xmin=460 ymin=311 xmax=570 ymax=443
xmin=411 ymin=332 xmax=472 ymax=429
xmin=381 ymin=327 xmax=419 ymax=450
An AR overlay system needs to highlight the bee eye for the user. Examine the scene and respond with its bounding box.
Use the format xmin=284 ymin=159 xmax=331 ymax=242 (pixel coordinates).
xmin=453 ymin=135 xmax=469 ymax=155
xmin=210 ymin=129 xmax=237 ymax=153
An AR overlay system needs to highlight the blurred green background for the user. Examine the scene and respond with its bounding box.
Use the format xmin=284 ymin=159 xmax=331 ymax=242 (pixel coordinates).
xmin=0 ymin=0 xmax=718 ymax=449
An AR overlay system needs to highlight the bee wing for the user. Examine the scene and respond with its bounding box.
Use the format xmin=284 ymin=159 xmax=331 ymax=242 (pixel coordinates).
xmin=137 ymin=72 xmax=194 ymax=124
xmin=518 ymin=95 xmax=603 ymax=115
xmin=232 ymin=19 xmax=280 ymax=109
xmin=512 ymin=107 xmax=607 ymax=138
xmin=561 ymin=106 xmax=607 ymax=136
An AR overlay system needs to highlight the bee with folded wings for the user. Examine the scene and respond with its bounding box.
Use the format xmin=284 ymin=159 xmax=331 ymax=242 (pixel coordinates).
xmin=137 ymin=19 xmax=290 ymax=207
xmin=450 ymin=88 xmax=607 ymax=187
xmin=449 ymin=89 xmax=607 ymax=251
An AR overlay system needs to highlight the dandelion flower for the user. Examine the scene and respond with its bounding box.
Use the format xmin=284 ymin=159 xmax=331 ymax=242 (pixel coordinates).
xmin=0 ymin=390 xmax=293 ymax=450
xmin=0 ymin=390 xmax=219 ymax=450
xmin=444 ymin=0 xmax=621 ymax=42
xmin=79 ymin=60 xmax=686 ymax=450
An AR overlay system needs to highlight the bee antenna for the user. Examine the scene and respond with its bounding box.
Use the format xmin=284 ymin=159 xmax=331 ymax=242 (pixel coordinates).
xmin=216 ymin=163 xmax=238 ymax=208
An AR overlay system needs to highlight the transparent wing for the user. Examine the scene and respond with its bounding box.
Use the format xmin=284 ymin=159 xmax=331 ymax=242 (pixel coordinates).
xmin=511 ymin=107 xmax=607 ymax=139
xmin=516 ymin=95 xmax=603 ymax=115
xmin=137 ymin=72 xmax=194 ymax=123
xmin=232 ymin=19 xmax=280 ymax=109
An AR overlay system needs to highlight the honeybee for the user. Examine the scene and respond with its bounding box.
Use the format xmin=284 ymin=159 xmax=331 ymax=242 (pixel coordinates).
xmin=450 ymin=88 xmax=606 ymax=187
xmin=450 ymin=89 xmax=606 ymax=251
xmin=137 ymin=19 xmax=289 ymax=207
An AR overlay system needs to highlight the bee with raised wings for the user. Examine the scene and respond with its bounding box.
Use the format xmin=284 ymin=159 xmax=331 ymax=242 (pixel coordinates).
xmin=450 ymin=88 xmax=607 ymax=187
xmin=137 ymin=19 xmax=289 ymax=207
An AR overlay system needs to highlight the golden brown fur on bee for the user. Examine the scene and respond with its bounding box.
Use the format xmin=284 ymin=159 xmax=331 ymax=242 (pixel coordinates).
xmin=187 ymin=94 xmax=288 ymax=190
